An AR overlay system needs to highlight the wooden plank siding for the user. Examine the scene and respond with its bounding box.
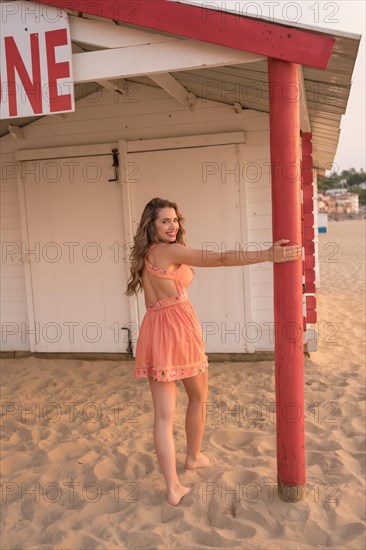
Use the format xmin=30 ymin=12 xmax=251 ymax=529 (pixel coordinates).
xmin=0 ymin=152 xmax=30 ymax=350
xmin=1 ymin=83 xmax=290 ymax=352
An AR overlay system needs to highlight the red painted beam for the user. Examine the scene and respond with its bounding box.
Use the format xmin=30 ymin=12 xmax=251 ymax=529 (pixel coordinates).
xmin=37 ymin=0 xmax=335 ymax=69
xmin=301 ymin=132 xmax=317 ymax=331
xmin=268 ymin=59 xmax=305 ymax=501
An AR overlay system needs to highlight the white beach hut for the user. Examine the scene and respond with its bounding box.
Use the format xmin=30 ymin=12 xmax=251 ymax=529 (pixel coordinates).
xmin=1 ymin=1 xmax=359 ymax=359
xmin=0 ymin=0 xmax=361 ymax=498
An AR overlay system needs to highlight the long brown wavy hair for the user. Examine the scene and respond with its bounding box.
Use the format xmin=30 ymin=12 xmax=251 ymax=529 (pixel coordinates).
xmin=125 ymin=197 xmax=188 ymax=296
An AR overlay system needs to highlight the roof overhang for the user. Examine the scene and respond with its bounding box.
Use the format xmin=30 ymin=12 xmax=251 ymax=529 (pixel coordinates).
xmin=37 ymin=0 xmax=335 ymax=69
xmin=2 ymin=1 xmax=361 ymax=171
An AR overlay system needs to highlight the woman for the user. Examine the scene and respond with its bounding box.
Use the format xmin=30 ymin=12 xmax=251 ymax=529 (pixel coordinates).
xmin=125 ymin=197 xmax=301 ymax=506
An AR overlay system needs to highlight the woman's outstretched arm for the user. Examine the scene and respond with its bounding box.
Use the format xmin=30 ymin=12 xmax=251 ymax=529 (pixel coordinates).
xmin=161 ymin=239 xmax=301 ymax=268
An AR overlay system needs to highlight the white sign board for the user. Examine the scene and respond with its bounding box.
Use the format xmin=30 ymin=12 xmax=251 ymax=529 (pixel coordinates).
xmin=0 ymin=1 xmax=75 ymax=119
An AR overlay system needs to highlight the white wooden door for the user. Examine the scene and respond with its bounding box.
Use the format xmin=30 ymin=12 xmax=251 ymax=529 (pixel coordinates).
xmin=21 ymin=155 xmax=131 ymax=352
xmin=128 ymin=143 xmax=251 ymax=353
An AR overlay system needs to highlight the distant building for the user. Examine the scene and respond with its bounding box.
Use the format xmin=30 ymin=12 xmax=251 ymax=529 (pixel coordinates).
xmin=335 ymin=193 xmax=359 ymax=213
xmin=325 ymin=188 xmax=348 ymax=196
xmin=318 ymin=192 xmax=359 ymax=213
xmin=318 ymin=193 xmax=335 ymax=212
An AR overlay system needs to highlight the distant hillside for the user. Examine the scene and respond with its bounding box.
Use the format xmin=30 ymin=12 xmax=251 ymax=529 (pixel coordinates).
xmin=317 ymin=169 xmax=366 ymax=205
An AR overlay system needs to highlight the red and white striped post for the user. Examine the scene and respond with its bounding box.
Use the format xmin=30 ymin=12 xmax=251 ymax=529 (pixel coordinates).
xmin=268 ymin=58 xmax=306 ymax=501
xmin=301 ymin=132 xmax=317 ymax=322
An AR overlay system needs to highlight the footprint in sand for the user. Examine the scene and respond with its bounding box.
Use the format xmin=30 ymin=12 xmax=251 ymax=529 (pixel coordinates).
xmin=192 ymin=525 xmax=244 ymax=547
xmin=305 ymin=422 xmax=329 ymax=436
xmin=1 ymin=451 xmax=47 ymax=475
xmin=340 ymin=419 xmax=365 ymax=448
xmin=336 ymin=522 xmax=365 ymax=545
xmin=318 ymin=454 xmax=345 ymax=474
xmin=206 ymin=495 xmax=258 ymax=537
xmin=210 ymin=428 xmax=263 ymax=452
xmin=47 ymin=441 xmax=90 ymax=463
xmin=93 ymin=457 xmax=122 ymax=479
xmin=20 ymin=501 xmax=34 ymax=522
xmin=307 ymin=450 xmax=325 ymax=466
xmin=134 ymin=453 xmax=155 ymax=476
xmin=161 ymin=503 xmax=185 ymax=523
xmin=76 ymin=449 xmax=100 ymax=465
xmin=123 ymin=530 xmax=164 ymax=549
xmin=220 ymin=468 xmax=259 ymax=487
xmin=120 ymin=453 xmax=155 ymax=480
xmin=8 ymin=427 xmax=33 ymax=445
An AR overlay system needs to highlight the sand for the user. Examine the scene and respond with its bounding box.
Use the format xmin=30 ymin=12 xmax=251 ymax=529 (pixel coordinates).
xmin=1 ymin=219 xmax=365 ymax=550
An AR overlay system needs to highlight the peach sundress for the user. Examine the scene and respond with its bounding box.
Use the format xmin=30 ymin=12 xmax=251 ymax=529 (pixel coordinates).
xmin=134 ymin=243 xmax=209 ymax=382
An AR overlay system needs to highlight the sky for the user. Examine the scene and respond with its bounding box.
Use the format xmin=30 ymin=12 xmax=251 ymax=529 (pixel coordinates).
xmin=180 ymin=0 xmax=365 ymax=174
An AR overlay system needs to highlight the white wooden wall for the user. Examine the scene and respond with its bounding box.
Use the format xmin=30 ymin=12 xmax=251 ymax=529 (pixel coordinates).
xmin=0 ymin=83 xmax=275 ymax=352
xmin=1 ymin=152 xmax=29 ymax=350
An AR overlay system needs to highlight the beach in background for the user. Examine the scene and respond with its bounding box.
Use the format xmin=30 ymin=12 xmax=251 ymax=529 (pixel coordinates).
xmin=1 ymin=219 xmax=365 ymax=550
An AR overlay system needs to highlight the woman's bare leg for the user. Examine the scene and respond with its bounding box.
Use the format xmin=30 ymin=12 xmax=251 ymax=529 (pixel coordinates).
xmin=148 ymin=378 xmax=190 ymax=505
xmin=182 ymin=370 xmax=213 ymax=469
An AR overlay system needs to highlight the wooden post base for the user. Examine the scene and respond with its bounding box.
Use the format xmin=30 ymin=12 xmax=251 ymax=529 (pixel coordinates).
xmin=278 ymin=477 xmax=306 ymax=502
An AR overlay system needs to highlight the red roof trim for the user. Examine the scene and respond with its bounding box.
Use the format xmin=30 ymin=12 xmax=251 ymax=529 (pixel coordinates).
xmin=37 ymin=0 xmax=334 ymax=69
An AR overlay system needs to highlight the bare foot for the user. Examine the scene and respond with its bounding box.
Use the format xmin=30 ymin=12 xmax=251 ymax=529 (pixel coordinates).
xmin=185 ymin=453 xmax=215 ymax=470
xmin=167 ymin=484 xmax=191 ymax=506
